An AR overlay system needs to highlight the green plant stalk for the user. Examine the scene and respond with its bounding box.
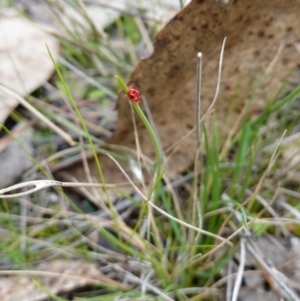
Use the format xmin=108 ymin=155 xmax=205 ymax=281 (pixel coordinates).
xmin=47 ymin=46 xmax=107 ymax=188
xmin=115 ymin=76 xmax=162 ymax=179
xmin=133 ymin=103 xmax=162 ymax=177
xmin=115 ymin=77 xmax=172 ymax=278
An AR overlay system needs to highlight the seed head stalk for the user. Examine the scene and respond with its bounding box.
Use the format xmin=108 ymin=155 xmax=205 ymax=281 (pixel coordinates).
xmin=115 ymin=75 xmax=162 ymax=181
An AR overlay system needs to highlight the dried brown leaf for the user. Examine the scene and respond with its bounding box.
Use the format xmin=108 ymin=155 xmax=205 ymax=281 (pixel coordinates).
xmin=112 ymin=0 xmax=300 ymax=173
xmin=0 ymin=16 xmax=59 ymax=125
xmin=64 ymin=0 xmax=300 ymax=188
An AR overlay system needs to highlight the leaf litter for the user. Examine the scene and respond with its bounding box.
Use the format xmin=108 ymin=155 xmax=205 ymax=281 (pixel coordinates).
xmin=0 ymin=15 xmax=59 ymax=126
xmin=1 ymin=0 xmax=300 ymax=300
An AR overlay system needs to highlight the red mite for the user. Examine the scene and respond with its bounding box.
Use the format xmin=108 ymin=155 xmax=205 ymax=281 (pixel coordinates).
xmin=126 ymin=86 xmax=141 ymax=104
